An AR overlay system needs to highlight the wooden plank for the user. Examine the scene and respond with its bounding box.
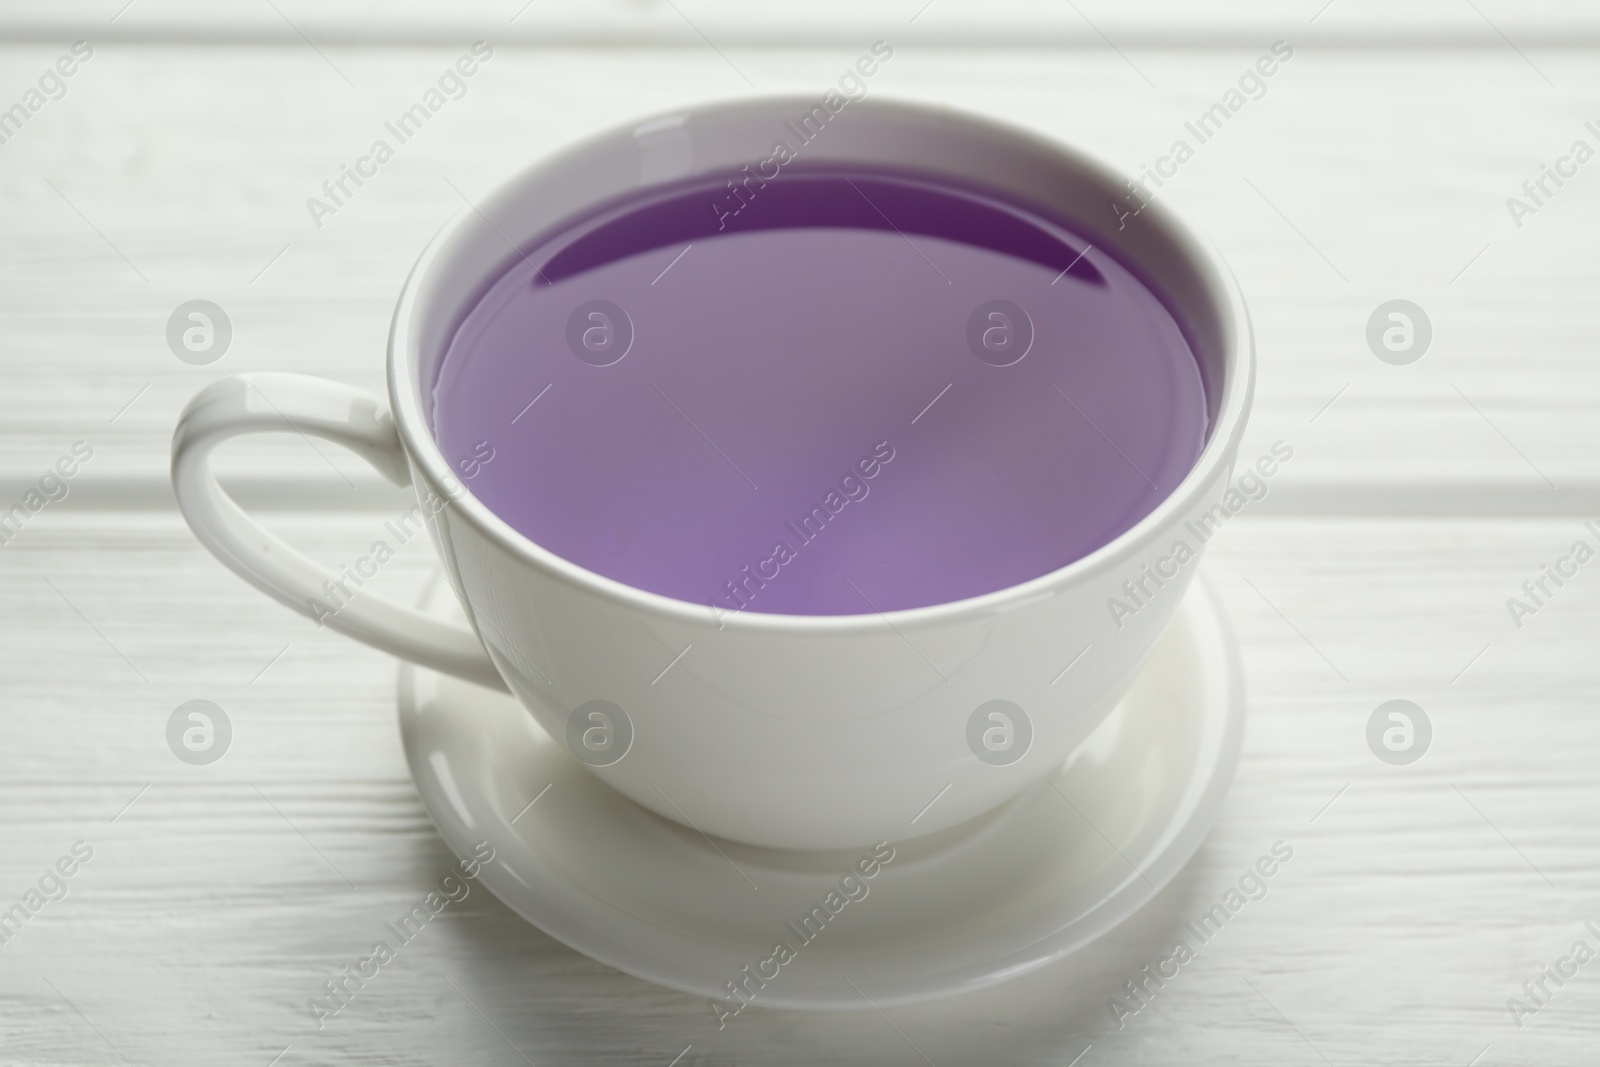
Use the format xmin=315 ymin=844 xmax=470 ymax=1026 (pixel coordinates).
xmin=7 ymin=0 xmax=1600 ymax=46
xmin=0 ymin=511 xmax=1596 ymax=1062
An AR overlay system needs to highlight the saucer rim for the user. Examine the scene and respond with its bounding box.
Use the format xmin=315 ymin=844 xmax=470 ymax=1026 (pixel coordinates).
xmin=399 ymin=575 xmax=1245 ymax=1009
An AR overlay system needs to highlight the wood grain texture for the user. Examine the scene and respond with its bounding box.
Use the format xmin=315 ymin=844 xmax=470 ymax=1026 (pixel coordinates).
xmin=1 ymin=513 xmax=1597 ymax=1065
xmin=3 ymin=26 xmax=1599 ymax=1067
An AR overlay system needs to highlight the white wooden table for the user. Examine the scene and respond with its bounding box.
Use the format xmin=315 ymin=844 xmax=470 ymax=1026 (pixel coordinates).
xmin=3 ymin=2 xmax=1599 ymax=1063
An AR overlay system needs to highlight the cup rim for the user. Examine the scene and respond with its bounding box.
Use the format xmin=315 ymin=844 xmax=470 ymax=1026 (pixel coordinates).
xmin=388 ymin=94 xmax=1254 ymax=634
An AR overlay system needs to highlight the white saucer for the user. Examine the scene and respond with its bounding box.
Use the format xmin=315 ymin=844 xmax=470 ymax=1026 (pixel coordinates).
xmin=398 ymin=574 xmax=1244 ymax=1010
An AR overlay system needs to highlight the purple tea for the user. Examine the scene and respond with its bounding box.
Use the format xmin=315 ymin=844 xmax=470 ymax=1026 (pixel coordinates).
xmin=430 ymin=166 xmax=1208 ymax=616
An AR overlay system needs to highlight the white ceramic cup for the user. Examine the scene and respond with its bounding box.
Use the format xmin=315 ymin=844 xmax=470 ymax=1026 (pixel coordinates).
xmin=172 ymin=96 xmax=1253 ymax=851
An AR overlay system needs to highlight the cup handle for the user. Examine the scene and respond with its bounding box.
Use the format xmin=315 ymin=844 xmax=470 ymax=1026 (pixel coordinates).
xmin=171 ymin=372 xmax=506 ymax=691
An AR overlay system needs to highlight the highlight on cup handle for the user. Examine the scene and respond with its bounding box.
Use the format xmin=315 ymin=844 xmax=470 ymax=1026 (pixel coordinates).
xmin=170 ymin=371 xmax=506 ymax=691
